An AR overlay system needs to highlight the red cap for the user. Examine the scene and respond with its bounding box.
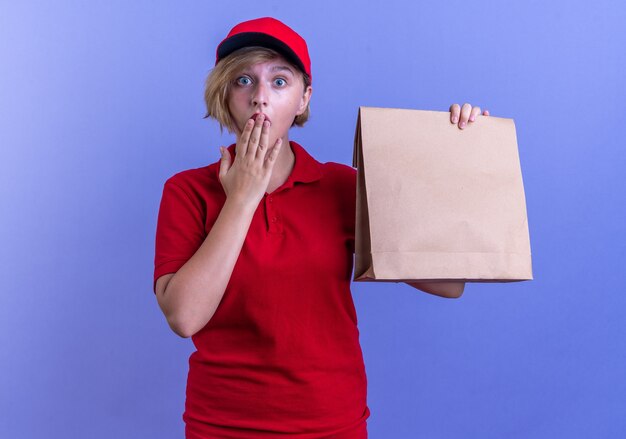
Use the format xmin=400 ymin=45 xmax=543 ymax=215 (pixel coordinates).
xmin=215 ymin=17 xmax=312 ymax=81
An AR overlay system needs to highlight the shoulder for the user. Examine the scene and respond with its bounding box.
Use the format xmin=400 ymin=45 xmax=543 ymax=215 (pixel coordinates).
xmin=159 ymin=159 xmax=225 ymax=215
xmin=319 ymin=161 xmax=356 ymax=185
xmin=164 ymin=164 xmax=214 ymax=191
xmin=317 ymin=161 xmax=357 ymax=207
xmin=162 ymin=156 xmax=223 ymax=197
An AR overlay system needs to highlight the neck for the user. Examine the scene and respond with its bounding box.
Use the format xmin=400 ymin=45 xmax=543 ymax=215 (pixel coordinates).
xmin=267 ymin=134 xmax=294 ymax=193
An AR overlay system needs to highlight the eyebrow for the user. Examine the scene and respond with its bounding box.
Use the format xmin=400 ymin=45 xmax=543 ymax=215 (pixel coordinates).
xmin=270 ymin=65 xmax=295 ymax=74
xmin=243 ymin=65 xmax=296 ymax=75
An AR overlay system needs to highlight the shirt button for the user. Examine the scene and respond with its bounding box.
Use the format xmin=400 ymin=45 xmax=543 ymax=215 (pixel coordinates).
xmin=268 ymin=197 xmax=273 ymax=203
xmin=271 ymin=217 xmax=277 ymax=222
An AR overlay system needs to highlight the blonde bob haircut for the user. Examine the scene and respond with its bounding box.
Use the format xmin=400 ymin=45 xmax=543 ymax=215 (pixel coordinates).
xmin=203 ymin=46 xmax=312 ymax=135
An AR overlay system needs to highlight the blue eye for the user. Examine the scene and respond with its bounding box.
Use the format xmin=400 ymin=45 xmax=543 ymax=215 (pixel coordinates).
xmin=274 ymin=78 xmax=286 ymax=86
xmin=236 ymin=76 xmax=251 ymax=86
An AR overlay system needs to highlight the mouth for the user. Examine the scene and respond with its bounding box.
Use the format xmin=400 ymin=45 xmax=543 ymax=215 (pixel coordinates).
xmin=250 ymin=112 xmax=271 ymax=123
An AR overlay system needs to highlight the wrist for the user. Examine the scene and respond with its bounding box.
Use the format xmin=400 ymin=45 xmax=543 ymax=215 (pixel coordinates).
xmin=224 ymin=195 xmax=259 ymax=215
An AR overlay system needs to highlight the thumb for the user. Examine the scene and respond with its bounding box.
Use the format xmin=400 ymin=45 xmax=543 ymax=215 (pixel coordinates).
xmin=218 ymin=146 xmax=230 ymax=178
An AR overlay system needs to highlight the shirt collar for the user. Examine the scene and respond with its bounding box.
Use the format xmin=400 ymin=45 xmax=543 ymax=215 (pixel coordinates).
xmin=216 ymin=140 xmax=323 ymax=190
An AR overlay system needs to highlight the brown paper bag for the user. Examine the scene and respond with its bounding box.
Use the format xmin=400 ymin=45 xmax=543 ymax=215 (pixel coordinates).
xmin=352 ymin=106 xmax=533 ymax=282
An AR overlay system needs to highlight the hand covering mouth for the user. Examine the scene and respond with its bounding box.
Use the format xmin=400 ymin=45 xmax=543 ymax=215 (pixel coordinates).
xmin=251 ymin=113 xmax=271 ymax=123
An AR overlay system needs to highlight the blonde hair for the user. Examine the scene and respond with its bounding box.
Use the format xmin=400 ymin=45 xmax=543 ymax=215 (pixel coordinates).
xmin=203 ymin=46 xmax=312 ymax=134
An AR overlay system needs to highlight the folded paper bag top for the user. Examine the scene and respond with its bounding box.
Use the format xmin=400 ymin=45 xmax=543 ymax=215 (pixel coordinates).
xmin=352 ymin=106 xmax=533 ymax=282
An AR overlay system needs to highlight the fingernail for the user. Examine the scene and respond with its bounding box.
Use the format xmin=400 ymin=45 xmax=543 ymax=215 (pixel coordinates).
xmin=469 ymin=116 xmax=475 ymax=122
xmin=460 ymin=121 xmax=466 ymax=128
xmin=452 ymin=117 xmax=458 ymax=123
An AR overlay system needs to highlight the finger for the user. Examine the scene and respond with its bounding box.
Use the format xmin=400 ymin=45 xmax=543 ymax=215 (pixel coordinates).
xmin=459 ymin=103 xmax=472 ymax=129
xmin=237 ymin=118 xmax=254 ymax=157
xmin=469 ymin=106 xmax=481 ymax=122
xmin=449 ymin=103 xmax=460 ymax=123
xmin=218 ymin=146 xmax=230 ymax=180
xmin=264 ymin=137 xmax=282 ymax=169
xmin=256 ymin=119 xmax=271 ymax=161
xmin=246 ymin=114 xmax=265 ymax=160
xmin=483 ymin=109 xmax=490 ymax=116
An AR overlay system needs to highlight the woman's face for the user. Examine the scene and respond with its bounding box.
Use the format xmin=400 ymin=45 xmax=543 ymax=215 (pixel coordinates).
xmin=227 ymin=55 xmax=312 ymax=144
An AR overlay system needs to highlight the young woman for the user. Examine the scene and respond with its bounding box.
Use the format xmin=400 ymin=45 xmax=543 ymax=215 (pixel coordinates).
xmin=153 ymin=16 xmax=490 ymax=439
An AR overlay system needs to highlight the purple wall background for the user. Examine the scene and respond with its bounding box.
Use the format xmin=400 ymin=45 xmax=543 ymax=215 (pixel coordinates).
xmin=1 ymin=1 xmax=625 ymax=437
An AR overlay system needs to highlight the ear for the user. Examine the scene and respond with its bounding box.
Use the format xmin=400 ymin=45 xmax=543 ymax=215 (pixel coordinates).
xmin=296 ymin=85 xmax=312 ymax=116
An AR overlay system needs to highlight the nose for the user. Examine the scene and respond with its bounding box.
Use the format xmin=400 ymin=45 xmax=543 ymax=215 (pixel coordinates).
xmin=251 ymin=81 xmax=269 ymax=108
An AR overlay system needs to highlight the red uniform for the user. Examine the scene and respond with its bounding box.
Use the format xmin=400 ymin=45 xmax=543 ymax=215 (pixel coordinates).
xmin=154 ymin=140 xmax=370 ymax=438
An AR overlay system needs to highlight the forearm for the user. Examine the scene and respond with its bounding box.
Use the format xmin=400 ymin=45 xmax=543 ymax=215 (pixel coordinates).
xmin=405 ymin=280 xmax=465 ymax=298
xmin=162 ymin=197 xmax=257 ymax=337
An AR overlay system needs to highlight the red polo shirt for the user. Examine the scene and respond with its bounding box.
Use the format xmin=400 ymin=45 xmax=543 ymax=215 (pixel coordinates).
xmin=153 ymin=140 xmax=370 ymax=438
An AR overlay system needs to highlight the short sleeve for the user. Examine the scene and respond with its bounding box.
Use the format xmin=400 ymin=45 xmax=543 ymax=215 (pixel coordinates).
xmin=153 ymin=180 xmax=206 ymax=294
